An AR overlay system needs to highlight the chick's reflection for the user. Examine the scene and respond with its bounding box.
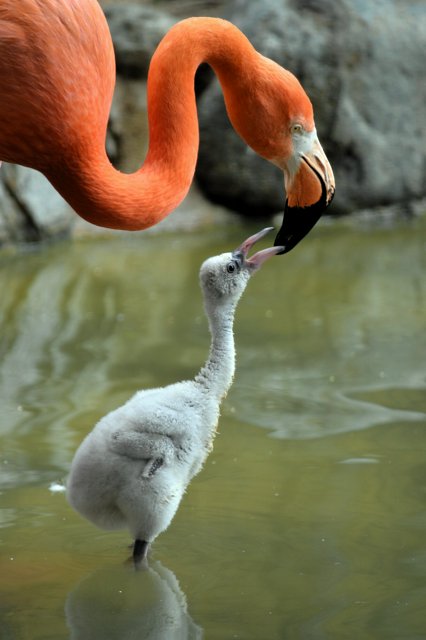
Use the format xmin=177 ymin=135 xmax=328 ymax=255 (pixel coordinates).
xmin=65 ymin=561 xmax=203 ymax=639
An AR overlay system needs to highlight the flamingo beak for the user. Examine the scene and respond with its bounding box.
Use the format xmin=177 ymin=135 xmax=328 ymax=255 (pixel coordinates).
xmin=233 ymin=227 xmax=284 ymax=269
xmin=275 ymin=135 xmax=335 ymax=254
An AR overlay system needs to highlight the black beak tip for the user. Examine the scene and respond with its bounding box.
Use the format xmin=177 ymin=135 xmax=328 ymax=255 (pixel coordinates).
xmin=273 ymin=239 xmax=290 ymax=255
xmin=274 ymin=185 xmax=335 ymax=255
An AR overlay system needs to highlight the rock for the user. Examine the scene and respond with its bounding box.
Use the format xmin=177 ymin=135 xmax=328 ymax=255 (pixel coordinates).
xmin=0 ymin=173 xmax=27 ymax=244
xmin=197 ymin=95 xmax=284 ymax=215
xmin=196 ymin=0 xmax=426 ymax=214
xmin=104 ymin=4 xmax=176 ymax=78
xmin=0 ymin=163 xmax=74 ymax=243
xmin=107 ymin=76 xmax=149 ymax=173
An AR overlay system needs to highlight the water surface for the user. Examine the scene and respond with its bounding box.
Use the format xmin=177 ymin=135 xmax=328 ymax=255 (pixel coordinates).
xmin=1 ymin=215 xmax=425 ymax=638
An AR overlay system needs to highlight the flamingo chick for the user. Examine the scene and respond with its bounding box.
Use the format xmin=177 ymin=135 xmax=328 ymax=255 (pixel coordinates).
xmin=67 ymin=228 xmax=282 ymax=565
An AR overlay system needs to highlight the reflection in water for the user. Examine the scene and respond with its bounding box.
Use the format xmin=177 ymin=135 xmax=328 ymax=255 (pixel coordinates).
xmin=66 ymin=561 xmax=203 ymax=640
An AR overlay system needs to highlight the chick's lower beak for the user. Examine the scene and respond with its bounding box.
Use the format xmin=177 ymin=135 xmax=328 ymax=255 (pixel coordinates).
xmin=233 ymin=227 xmax=284 ymax=269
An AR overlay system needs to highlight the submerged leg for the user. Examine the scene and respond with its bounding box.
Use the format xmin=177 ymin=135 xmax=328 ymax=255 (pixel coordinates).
xmin=133 ymin=538 xmax=149 ymax=567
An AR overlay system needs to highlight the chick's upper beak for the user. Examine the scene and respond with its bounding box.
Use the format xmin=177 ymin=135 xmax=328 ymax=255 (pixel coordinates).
xmin=233 ymin=227 xmax=284 ymax=269
xmin=275 ymin=135 xmax=335 ymax=254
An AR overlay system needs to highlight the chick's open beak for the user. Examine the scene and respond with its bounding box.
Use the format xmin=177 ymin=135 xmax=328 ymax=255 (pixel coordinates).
xmin=275 ymin=135 xmax=335 ymax=254
xmin=233 ymin=227 xmax=284 ymax=269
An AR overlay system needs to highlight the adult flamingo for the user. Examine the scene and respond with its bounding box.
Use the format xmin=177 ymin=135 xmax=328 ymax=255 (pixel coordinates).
xmin=0 ymin=0 xmax=335 ymax=252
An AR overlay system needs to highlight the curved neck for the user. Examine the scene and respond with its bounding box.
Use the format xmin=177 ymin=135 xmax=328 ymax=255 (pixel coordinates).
xmin=46 ymin=18 xmax=260 ymax=230
xmin=195 ymin=299 xmax=237 ymax=400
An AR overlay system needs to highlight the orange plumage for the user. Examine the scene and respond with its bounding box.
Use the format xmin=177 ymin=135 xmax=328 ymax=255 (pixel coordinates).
xmin=0 ymin=0 xmax=334 ymax=248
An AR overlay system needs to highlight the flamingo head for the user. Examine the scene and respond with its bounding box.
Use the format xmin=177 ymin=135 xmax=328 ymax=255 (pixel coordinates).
xmin=224 ymin=62 xmax=335 ymax=253
xmin=200 ymin=227 xmax=283 ymax=304
xmin=262 ymin=68 xmax=335 ymax=253
xmin=272 ymin=120 xmax=335 ymax=254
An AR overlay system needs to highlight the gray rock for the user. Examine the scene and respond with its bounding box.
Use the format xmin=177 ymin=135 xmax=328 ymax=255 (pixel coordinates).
xmin=0 ymin=163 xmax=74 ymax=243
xmin=104 ymin=4 xmax=176 ymax=77
xmin=0 ymin=173 xmax=27 ymax=244
xmin=196 ymin=0 xmax=426 ymax=214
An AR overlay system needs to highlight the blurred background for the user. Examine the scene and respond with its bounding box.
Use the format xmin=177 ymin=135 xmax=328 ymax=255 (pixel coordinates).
xmin=1 ymin=2 xmax=425 ymax=639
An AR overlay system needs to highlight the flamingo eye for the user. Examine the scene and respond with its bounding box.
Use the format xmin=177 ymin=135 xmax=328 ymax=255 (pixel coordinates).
xmin=290 ymin=123 xmax=304 ymax=135
xmin=226 ymin=261 xmax=237 ymax=274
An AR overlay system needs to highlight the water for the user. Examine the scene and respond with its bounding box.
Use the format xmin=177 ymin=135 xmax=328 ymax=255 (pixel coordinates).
xmin=1 ymin=215 xmax=425 ymax=639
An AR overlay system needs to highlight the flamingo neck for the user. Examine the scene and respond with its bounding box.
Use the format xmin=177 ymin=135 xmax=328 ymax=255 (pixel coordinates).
xmin=195 ymin=300 xmax=237 ymax=401
xmin=46 ymin=18 xmax=259 ymax=230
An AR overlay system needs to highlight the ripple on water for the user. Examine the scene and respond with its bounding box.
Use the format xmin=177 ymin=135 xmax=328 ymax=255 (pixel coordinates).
xmin=230 ymin=375 xmax=426 ymax=440
xmin=338 ymin=457 xmax=381 ymax=464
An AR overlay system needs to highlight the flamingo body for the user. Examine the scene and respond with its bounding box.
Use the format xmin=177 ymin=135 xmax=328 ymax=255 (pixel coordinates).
xmin=0 ymin=0 xmax=334 ymax=250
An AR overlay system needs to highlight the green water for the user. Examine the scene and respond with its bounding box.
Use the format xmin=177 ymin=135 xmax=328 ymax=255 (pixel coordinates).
xmin=0 ymin=216 xmax=425 ymax=639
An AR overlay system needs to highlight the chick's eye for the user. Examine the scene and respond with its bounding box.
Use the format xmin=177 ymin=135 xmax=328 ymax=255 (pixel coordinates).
xmin=290 ymin=123 xmax=304 ymax=135
xmin=226 ymin=261 xmax=237 ymax=274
